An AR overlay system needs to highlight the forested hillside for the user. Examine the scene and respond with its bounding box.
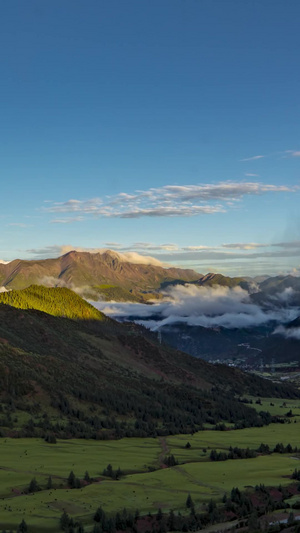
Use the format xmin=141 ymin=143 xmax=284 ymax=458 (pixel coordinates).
xmin=0 ymin=287 xmax=298 ymax=440
xmin=0 ymin=285 xmax=106 ymax=321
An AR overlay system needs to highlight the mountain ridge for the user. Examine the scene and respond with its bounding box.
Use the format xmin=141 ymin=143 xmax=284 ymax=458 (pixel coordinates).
xmin=0 ymin=250 xmax=200 ymax=293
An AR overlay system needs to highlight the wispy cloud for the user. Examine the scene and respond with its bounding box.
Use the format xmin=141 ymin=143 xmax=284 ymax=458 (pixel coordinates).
xmin=241 ymin=148 xmax=300 ymax=161
xmin=271 ymin=241 xmax=300 ymax=249
xmin=7 ymin=223 xmax=32 ymax=228
xmin=240 ymin=155 xmax=265 ymax=162
xmin=222 ymin=242 xmax=267 ymax=250
xmin=110 ymin=242 xmax=180 ymax=252
xmin=44 ymin=181 xmax=296 ymax=220
xmin=50 ymin=216 xmax=84 ymax=224
xmin=245 ymin=173 xmax=259 ymax=177
xmin=285 ymin=150 xmax=300 ymax=157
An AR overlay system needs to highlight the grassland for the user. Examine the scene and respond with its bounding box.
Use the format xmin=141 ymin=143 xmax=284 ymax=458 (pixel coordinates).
xmin=0 ymin=419 xmax=300 ymax=532
xmin=247 ymin=396 xmax=300 ymax=417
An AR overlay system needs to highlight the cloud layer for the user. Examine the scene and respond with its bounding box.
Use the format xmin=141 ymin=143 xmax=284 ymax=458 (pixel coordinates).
xmin=273 ymin=325 xmax=300 ymax=340
xmin=44 ymin=181 xmax=296 ymax=220
xmin=91 ymin=284 xmax=299 ymax=330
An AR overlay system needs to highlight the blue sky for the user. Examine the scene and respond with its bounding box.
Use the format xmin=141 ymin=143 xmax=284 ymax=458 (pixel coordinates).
xmin=1 ymin=0 xmax=300 ymax=276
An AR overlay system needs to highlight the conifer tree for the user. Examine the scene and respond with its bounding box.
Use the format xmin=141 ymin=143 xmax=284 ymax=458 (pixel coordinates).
xmin=186 ymin=493 xmax=193 ymax=508
xmin=68 ymin=470 xmax=76 ymax=488
xmin=17 ymin=520 xmax=28 ymax=533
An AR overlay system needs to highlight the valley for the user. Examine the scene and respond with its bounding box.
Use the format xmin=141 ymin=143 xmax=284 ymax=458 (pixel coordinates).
xmin=0 ymin=264 xmax=300 ymax=531
xmin=3 ymin=2 xmax=300 ymax=531
xmin=1 ymin=418 xmax=300 ymax=531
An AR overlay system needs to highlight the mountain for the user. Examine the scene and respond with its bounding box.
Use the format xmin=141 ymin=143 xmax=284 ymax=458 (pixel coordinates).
xmin=159 ymin=323 xmax=269 ymax=361
xmin=0 ymin=286 xmax=297 ymax=440
xmin=160 ymin=272 xmax=250 ymax=291
xmin=257 ymin=314 xmax=300 ymax=364
xmin=0 ymin=250 xmax=200 ymax=298
xmin=258 ymin=275 xmax=300 ymax=293
xmin=195 ymin=272 xmax=248 ymax=288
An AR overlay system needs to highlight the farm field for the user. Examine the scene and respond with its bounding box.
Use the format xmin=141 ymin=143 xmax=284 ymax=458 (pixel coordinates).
xmin=0 ymin=419 xmax=300 ymax=532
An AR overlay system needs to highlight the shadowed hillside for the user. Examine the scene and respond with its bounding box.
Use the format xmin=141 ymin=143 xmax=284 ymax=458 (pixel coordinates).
xmin=0 ymin=287 xmax=298 ymax=440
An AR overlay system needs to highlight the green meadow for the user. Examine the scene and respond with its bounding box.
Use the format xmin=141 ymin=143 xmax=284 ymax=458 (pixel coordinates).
xmin=0 ymin=420 xmax=300 ymax=531
xmin=166 ymin=420 xmax=300 ymax=462
xmin=247 ymin=396 xmax=300 ymax=417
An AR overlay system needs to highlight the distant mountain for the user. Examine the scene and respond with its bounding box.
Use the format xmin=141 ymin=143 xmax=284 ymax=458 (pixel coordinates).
xmin=286 ymin=315 xmax=300 ymax=329
xmin=259 ymin=275 xmax=300 ymax=294
xmin=195 ymin=272 xmax=248 ymax=288
xmin=0 ymin=286 xmax=297 ymax=439
xmin=0 ymin=250 xmax=200 ymax=297
xmin=160 ymin=272 xmax=253 ymax=292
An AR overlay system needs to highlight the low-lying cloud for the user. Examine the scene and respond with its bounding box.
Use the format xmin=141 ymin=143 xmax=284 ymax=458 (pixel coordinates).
xmin=0 ymin=286 xmax=9 ymax=293
xmin=91 ymin=284 xmax=300 ymax=331
xmin=273 ymin=325 xmax=300 ymax=340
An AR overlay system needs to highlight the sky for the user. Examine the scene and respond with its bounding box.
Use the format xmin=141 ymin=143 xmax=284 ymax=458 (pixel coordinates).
xmin=1 ymin=0 xmax=300 ymax=276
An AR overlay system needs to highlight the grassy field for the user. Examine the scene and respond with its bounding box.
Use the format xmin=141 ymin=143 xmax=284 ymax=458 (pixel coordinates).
xmin=0 ymin=437 xmax=160 ymax=494
xmin=166 ymin=421 xmax=300 ymax=462
xmin=0 ymin=419 xmax=300 ymax=532
xmin=1 ymin=454 xmax=298 ymax=532
xmin=247 ymin=396 xmax=300 ymax=417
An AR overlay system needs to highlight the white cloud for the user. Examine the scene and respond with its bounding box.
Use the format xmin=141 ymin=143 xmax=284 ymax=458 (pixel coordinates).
xmin=285 ymin=150 xmax=300 ymax=157
xmin=7 ymin=223 xmax=32 ymax=228
xmin=110 ymin=251 xmax=164 ymax=266
xmin=269 ymin=287 xmax=296 ymax=304
xmin=116 ymin=205 xmax=225 ymax=218
xmin=240 ymin=155 xmax=264 ymax=162
xmin=182 ymin=246 xmax=216 ymax=251
xmin=50 ymin=217 xmax=84 ymax=224
xmin=44 ymin=181 xmax=296 ymax=220
xmin=92 ymin=284 xmax=300 ymax=330
xmin=222 ymin=243 xmax=267 ymax=250
xmin=273 ymin=325 xmax=300 ymax=340
xmin=123 ymin=242 xmax=179 ymax=252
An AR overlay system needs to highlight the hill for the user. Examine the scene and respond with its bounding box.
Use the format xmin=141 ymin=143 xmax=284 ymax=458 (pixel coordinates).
xmin=160 ymin=272 xmax=249 ymax=291
xmin=0 ymin=287 xmax=298 ymax=440
xmin=0 ymin=285 xmax=106 ymax=321
xmin=0 ymin=250 xmax=200 ymax=295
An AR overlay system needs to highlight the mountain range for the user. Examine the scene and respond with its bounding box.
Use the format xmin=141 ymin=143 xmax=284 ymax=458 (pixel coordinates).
xmin=0 ymin=250 xmax=200 ymax=295
xmin=1 ymin=250 xmax=300 ymax=366
xmin=2 ymin=250 xmax=300 ymax=300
